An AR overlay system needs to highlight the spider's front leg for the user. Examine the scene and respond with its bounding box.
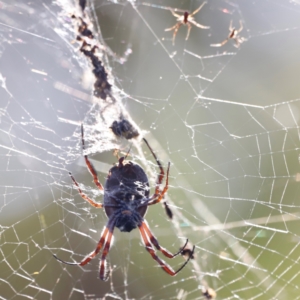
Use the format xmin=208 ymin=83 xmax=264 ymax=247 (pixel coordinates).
xmin=69 ymin=172 xmax=103 ymax=208
xmin=210 ymin=38 xmax=229 ymax=48
xmin=237 ymin=20 xmax=243 ymax=33
xmin=81 ymin=124 xmax=104 ymax=191
xmin=147 ymin=162 xmax=170 ymax=207
xmin=189 ymin=1 xmax=207 ymax=17
xmin=143 ymin=138 xmax=173 ymax=218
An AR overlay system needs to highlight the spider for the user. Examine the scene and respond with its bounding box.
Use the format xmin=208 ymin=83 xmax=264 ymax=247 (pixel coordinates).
xmin=165 ymin=1 xmax=209 ymax=45
xmin=53 ymin=124 xmax=195 ymax=280
xmin=210 ymin=20 xmax=244 ymax=48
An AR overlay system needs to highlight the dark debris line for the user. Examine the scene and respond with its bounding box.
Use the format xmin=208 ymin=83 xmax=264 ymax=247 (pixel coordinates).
xmin=72 ymin=4 xmax=139 ymax=140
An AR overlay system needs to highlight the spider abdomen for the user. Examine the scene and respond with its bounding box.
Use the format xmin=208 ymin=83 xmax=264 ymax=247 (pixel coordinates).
xmin=115 ymin=209 xmax=142 ymax=232
xmin=104 ymin=159 xmax=150 ymax=230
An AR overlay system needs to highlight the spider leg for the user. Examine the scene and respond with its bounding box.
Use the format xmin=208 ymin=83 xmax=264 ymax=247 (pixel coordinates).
xmin=139 ymin=224 xmax=194 ymax=276
xmin=233 ymin=38 xmax=239 ymax=48
xmin=53 ymin=215 xmax=116 ymax=267
xmin=141 ymin=221 xmax=189 ymax=258
xmin=147 ymin=162 xmax=170 ymax=206
xmin=143 ymin=138 xmax=165 ymax=196
xmin=189 ymin=19 xmax=210 ymax=30
xmin=81 ymin=124 xmax=104 ymax=191
xmin=165 ymin=23 xmax=182 ymax=45
xmin=69 ymin=172 xmax=103 ymax=208
xmin=210 ymin=38 xmax=229 ymax=47
xmin=165 ymin=23 xmax=179 ymax=32
xmin=190 ymin=1 xmax=207 ymax=17
xmin=143 ymin=139 xmax=172 ymax=217
xmin=185 ymin=22 xmax=192 ymax=40
xmin=172 ymin=23 xmax=182 ymax=45
xmin=229 ymin=20 xmax=234 ymax=32
xmin=53 ymin=226 xmax=109 ymax=266
xmin=99 ymin=224 xmax=115 ymax=281
xmin=169 ymin=9 xmax=181 ymax=19
xmin=163 ymin=202 xmax=173 ymax=219
xmin=237 ymin=20 xmax=243 ymax=33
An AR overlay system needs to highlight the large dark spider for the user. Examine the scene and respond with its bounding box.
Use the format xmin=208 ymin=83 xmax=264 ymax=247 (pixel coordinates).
xmin=54 ymin=125 xmax=195 ymax=280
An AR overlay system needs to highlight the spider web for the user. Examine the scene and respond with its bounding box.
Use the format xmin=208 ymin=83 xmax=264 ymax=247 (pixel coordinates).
xmin=1 ymin=0 xmax=300 ymax=299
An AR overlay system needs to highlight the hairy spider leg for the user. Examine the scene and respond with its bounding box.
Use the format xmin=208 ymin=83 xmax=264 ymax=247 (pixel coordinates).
xmin=141 ymin=221 xmax=189 ymax=258
xmin=147 ymin=162 xmax=170 ymax=206
xmin=185 ymin=22 xmax=193 ymax=41
xmin=99 ymin=224 xmax=115 ymax=281
xmin=78 ymin=226 xmax=110 ymax=266
xmin=165 ymin=23 xmax=182 ymax=45
xmin=229 ymin=20 xmax=234 ymax=33
xmin=163 ymin=202 xmax=173 ymax=219
xmin=190 ymin=1 xmax=207 ymax=17
xmin=53 ymin=217 xmax=116 ymax=266
xmin=142 ymin=138 xmax=164 ymax=195
xmin=210 ymin=37 xmax=229 ymax=47
xmin=138 ymin=224 xmax=195 ymax=276
xmin=169 ymin=10 xmax=181 ymax=19
xmin=81 ymin=124 xmax=104 ymax=191
xmin=237 ymin=20 xmax=243 ymax=33
xmin=69 ymin=172 xmax=103 ymax=208
xmin=189 ymin=19 xmax=210 ymax=30
xmin=53 ymin=226 xmax=109 ymax=266
xmin=143 ymin=139 xmax=172 ymax=217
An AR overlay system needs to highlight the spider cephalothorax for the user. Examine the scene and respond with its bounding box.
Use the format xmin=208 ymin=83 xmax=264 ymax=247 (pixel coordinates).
xmin=53 ymin=124 xmax=195 ymax=280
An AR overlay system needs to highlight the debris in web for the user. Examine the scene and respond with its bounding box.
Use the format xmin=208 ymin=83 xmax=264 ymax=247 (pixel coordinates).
xmin=110 ymin=117 xmax=140 ymax=140
xmin=80 ymin=41 xmax=112 ymax=100
xmin=73 ymin=16 xmax=94 ymax=39
xmin=72 ymin=12 xmax=112 ymax=101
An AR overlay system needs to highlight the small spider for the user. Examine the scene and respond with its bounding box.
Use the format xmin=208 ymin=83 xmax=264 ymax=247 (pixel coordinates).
xmin=53 ymin=124 xmax=195 ymax=280
xmin=165 ymin=1 xmax=209 ymax=45
xmin=211 ymin=20 xmax=244 ymax=48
